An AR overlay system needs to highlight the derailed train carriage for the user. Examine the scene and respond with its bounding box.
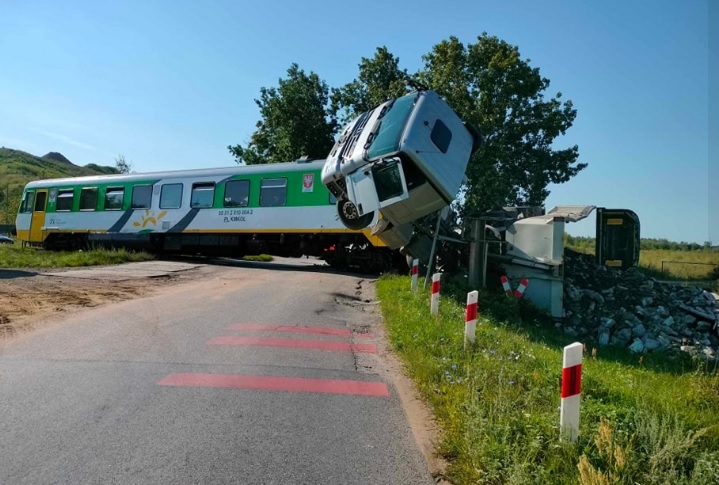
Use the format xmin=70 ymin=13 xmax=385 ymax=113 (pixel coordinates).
xmin=14 ymin=160 xmax=404 ymax=271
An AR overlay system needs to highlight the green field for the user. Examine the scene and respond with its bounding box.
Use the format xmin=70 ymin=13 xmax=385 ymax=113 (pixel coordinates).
xmin=377 ymin=275 xmax=719 ymax=484
xmin=640 ymin=250 xmax=719 ymax=281
xmin=565 ymin=237 xmax=719 ymax=282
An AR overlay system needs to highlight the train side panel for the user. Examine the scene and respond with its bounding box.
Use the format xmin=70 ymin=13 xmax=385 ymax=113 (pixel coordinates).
xmin=14 ymin=161 xmax=396 ymax=269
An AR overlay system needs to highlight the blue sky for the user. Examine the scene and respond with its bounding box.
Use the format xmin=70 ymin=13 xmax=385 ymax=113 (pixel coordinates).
xmin=0 ymin=0 xmax=713 ymax=243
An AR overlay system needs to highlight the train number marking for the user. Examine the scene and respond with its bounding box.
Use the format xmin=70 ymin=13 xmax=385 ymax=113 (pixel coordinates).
xmin=219 ymin=209 xmax=252 ymax=224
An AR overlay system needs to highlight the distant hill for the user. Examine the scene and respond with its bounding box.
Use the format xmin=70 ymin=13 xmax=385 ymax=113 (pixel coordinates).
xmin=0 ymin=147 xmax=119 ymax=223
xmin=41 ymin=152 xmax=74 ymax=165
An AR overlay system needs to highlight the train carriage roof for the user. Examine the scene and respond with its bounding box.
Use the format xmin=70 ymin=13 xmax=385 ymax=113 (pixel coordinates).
xmin=23 ymin=160 xmax=326 ymax=189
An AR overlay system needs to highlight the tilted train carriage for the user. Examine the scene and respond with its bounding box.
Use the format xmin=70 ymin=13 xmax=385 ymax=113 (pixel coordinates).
xmin=15 ymin=160 xmax=401 ymax=271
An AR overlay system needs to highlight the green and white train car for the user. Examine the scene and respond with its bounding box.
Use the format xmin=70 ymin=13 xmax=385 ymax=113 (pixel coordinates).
xmin=16 ymin=160 xmax=398 ymax=270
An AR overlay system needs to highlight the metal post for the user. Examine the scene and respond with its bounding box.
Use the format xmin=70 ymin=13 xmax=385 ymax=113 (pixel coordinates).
xmin=424 ymin=211 xmax=444 ymax=288
xmin=468 ymin=219 xmax=486 ymax=287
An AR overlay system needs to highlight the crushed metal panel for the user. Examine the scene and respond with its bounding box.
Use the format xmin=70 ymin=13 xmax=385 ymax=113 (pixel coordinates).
xmin=546 ymin=205 xmax=596 ymax=222
xmin=505 ymin=217 xmax=566 ymax=265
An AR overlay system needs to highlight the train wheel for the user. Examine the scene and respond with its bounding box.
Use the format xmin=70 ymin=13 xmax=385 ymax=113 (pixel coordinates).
xmin=337 ymin=199 xmax=373 ymax=230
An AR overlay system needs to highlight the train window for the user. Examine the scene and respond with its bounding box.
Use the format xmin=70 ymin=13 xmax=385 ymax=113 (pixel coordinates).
xmin=80 ymin=188 xmax=98 ymax=211
xmin=105 ymin=187 xmax=124 ymax=210
xmin=56 ymin=189 xmax=74 ymax=211
xmin=160 ymin=183 xmax=183 ymax=209
xmin=131 ymin=185 xmax=152 ymax=209
xmin=224 ymin=180 xmax=249 ymax=207
xmin=260 ymin=178 xmax=287 ymax=207
xmin=20 ymin=191 xmax=35 ymax=213
xmin=34 ymin=191 xmax=47 ymax=212
xmin=191 ymin=183 xmax=215 ymax=208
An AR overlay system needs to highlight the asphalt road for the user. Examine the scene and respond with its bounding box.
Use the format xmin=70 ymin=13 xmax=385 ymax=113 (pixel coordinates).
xmin=0 ymin=261 xmax=433 ymax=484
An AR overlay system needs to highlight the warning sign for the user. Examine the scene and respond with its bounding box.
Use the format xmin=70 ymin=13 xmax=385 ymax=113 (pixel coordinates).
xmin=302 ymin=174 xmax=314 ymax=192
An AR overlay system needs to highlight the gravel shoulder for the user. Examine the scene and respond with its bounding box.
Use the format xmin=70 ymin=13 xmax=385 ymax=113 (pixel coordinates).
xmin=0 ymin=263 xmax=206 ymax=338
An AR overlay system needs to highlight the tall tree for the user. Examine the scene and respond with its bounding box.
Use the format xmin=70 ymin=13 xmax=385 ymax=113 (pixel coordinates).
xmin=228 ymin=64 xmax=337 ymax=165
xmin=114 ymin=154 xmax=132 ymax=174
xmin=331 ymin=46 xmax=410 ymax=123
xmin=418 ymin=34 xmax=587 ymax=214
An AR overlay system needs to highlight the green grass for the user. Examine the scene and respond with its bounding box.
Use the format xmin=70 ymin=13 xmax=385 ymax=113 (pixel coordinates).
xmin=640 ymin=250 xmax=719 ymax=281
xmin=377 ymin=275 xmax=719 ymax=484
xmin=242 ymin=254 xmax=273 ymax=262
xmin=0 ymin=244 xmax=155 ymax=268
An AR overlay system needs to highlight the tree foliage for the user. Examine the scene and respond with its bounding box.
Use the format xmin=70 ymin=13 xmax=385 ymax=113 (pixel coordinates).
xmin=228 ymin=35 xmax=587 ymax=211
xmin=228 ymin=64 xmax=337 ymax=165
xmin=331 ymin=46 xmax=410 ymax=123
xmin=418 ymin=34 xmax=587 ymax=214
xmin=114 ymin=154 xmax=132 ymax=174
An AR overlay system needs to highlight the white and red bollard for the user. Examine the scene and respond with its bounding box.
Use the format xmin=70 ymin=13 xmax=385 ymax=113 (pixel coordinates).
xmin=514 ymin=278 xmax=529 ymax=299
xmin=500 ymin=276 xmax=513 ymax=297
xmin=464 ymin=290 xmax=478 ymax=350
xmin=410 ymin=259 xmax=419 ymax=292
xmin=560 ymin=342 xmax=583 ymax=443
xmin=430 ymin=273 xmax=441 ymax=316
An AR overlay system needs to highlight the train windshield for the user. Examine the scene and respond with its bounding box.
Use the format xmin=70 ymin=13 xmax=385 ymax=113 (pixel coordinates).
xmin=20 ymin=191 xmax=35 ymax=213
xmin=365 ymin=93 xmax=416 ymax=160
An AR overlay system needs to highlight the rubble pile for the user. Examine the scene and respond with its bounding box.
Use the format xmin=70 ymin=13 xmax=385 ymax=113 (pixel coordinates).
xmin=561 ymin=250 xmax=719 ymax=361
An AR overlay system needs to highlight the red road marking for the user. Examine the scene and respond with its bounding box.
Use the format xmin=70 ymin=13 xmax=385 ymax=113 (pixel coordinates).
xmin=157 ymin=373 xmax=390 ymax=397
xmin=224 ymin=323 xmax=372 ymax=338
xmin=207 ymin=336 xmax=377 ymax=353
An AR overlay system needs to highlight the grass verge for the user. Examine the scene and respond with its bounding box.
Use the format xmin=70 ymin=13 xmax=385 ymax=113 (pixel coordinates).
xmin=0 ymin=244 xmax=155 ymax=268
xmin=242 ymin=254 xmax=274 ymax=262
xmin=377 ymin=275 xmax=719 ymax=484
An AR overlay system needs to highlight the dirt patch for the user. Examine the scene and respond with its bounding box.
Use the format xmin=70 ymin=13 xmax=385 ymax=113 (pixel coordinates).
xmin=0 ymin=269 xmax=195 ymax=338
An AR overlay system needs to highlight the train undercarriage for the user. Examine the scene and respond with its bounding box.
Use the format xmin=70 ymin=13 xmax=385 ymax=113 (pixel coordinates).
xmin=40 ymin=230 xmax=404 ymax=273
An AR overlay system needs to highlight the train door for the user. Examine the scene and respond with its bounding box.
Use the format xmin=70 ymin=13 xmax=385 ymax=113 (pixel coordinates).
xmin=29 ymin=190 xmax=48 ymax=243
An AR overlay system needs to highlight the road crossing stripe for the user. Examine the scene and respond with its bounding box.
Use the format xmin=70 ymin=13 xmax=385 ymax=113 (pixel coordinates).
xmin=207 ymin=336 xmax=377 ymax=353
xmin=157 ymin=373 xmax=390 ymax=397
xmin=223 ymin=323 xmax=372 ymax=338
